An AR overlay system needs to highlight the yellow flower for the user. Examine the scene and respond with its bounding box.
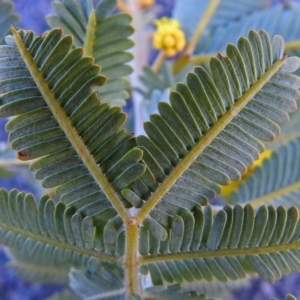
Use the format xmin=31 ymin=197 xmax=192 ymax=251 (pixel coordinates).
xmin=152 ymin=17 xmax=186 ymax=57
xmin=221 ymin=149 xmax=273 ymax=198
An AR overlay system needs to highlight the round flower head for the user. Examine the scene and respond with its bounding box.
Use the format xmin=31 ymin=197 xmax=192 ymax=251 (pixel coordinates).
xmin=152 ymin=17 xmax=186 ymax=57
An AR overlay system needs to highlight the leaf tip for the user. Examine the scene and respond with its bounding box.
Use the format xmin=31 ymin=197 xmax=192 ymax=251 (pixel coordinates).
xmin=10 ymin=26 xmax=17 ymax=35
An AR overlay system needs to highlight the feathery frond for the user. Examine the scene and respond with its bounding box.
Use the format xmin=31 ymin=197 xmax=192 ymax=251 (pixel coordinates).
xmin=144 ymin=278 xmax=248 ymax=299
xmin=0 ymin=189 xmax=123 ymax=271
xmin=145 ymin=282 xmax=223 ymax=300
xmin=137 ymin=63 xmax=174 ymax=100
xmin=7 ymin=249 xmax=69 ymax=283
xmin=128 ymin=30 xmax=300 ymax=240
xmin=0 ymin=0 xmax=19 ymax=45
xmin=207 ymin=0 xmax=269 ymax=28
xmin=228 ymin=138 xmax=300 ymax=208
xmin=172 ymin=0 xmax=269 ymax=54
xmin=46 ymin=0 xmax=133 ymax=106
xmin=198 ymin=3 xmax=300 ymax=55
xmin=139 ymin=204 xmax=300 ymax=287
xmin=0 ymin=28 xmax=145 ymax=221
xmin=2 ymin=1 xmax=300 ymax=297
xmin=69 ymin=261 xmax=125 ymax=299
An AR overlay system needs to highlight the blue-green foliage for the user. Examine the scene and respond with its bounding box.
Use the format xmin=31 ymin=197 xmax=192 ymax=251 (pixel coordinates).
xmin=172 ymin=1 xmax=300 ymax=56
xmin=230 ymin=138 xmax=300 ymax=207
xmin=0 ymin=0 xmax=19 ymax=44
xmin=199 ymin=3 xmax=300 ymax=55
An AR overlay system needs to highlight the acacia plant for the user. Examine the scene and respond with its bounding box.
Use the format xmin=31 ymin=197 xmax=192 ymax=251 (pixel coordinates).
xmin=2 ymin=0 xmax=300 ymax=300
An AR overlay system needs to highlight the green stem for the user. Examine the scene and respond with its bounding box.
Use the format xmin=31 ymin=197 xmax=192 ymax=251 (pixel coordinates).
xmin=189 ymin=52 xmax=219 ymax=64
xmin=138 ymin=240 xmax=300 ymax=264
xmin=0 ymin=159 xmax=30 ymax=166
xmin=185 ymin=0 xmax=220 ymax=55
xmin=249 ymin=180 xmax=300 ymax=207
xmin=176 ymin=38 xmax=300 ymax=72
xmin=152 ymin=51 xmax=165 ymax=73
xmin=285 ymin=40 xmax=300 ymax=51
xmin=124 ymin=220 xmax=140 ymax=299
xmin=173 ymin=0 xmax=220 ymax=75
xmin=8 ymin=261 xmax=69 ymax=278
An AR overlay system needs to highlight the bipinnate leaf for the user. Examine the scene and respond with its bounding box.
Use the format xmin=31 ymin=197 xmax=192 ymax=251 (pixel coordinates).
xmin=129 ymin=30 xmax=300 ymax=238
xmin=137 ymin=63 xmax=174 ymax=99
xmin=139 ymin=204 xmax=300 ymax=293
xmin=145 ymin=282 xmax=224 ymax=299
xmin=0 ymin=28 xmax=145 ymax=224
xmin=198 ymin=3 xmax=300 ymax=56
xmin=1 ymin=14 xmax=300 ymax=300
xmin=46 ymin=0 xmax=133 ymax=106
xmin=69 ymin=260 xmax=125 ymax=298
xmin=0 ymin=189 xmax=124 ymax=267
xmin=229 ymin=137 xmax=300 ymax=208
xmin=0 ymin=187 xmax=125 ymax=297
xmin=0 ymin=0 xmax=19 ymax=45
xmin=173 ymin=0 xmax=268 ymax=45
xmin=7 ymin=249 xmax=70 ymax=284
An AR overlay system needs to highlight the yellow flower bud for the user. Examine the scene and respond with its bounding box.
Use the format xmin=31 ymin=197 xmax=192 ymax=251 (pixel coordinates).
xmin=153 ymin=34 xmax=162 ymax=48
xmin=152 ymin=17 xmax=186 ymax=57
xmin=165 ymin=48 xmax=177 ymax=57
xmin=163 ymin=35 xmax=176 ymax=48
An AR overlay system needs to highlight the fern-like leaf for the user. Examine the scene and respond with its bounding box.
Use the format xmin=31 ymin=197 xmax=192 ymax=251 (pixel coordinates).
xmin=145 ymin=283 xmax=222 ymax=300
xmin=128 ymin=30 xmax=300 ymax=240
xmin=144 ymin=279 xmax=246 ymax=300
xmin=173 ymin=0 xmax=268 ymax=39
xmin=0 ymin=189 xmax=124 ymax=266
xmin=139 ymin=204 xmax=300 ymax=289
xmin=7 ymin=248 xmax=69 ymax=283
xmin=137 ymin=63 xmax=174 ymax=100
xmin=198 ymin=3 xmax=300 ymax=55
xmin=207 ymin=0 xmax=269 ymax=28
xmin=0 ymin=0 xmax=19 ymax=45
xmin=46 ymin=0 xmax=133 ymax=106
xmin=0 ymin=28 xmax=145 ymax=223
xmin=69 ymin=261 xmax=125 ymax=299
xmin=228 ymin=137 xmax=300 ymax=208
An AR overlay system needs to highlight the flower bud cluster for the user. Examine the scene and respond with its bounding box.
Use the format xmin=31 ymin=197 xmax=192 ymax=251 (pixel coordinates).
xmin=152 ymin=17 xmax=186 ymax=57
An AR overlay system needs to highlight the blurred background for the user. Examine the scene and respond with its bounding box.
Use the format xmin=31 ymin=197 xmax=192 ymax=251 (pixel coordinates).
xmin=1 ymin=0 xmax=300 ymax=299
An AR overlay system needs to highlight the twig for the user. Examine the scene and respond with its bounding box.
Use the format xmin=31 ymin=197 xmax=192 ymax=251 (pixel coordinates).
xmin=184 ymin=0 xmax=220 ymax=55
xmin=152 ymin=51 xmax=165 ymax=73
xmin=285 ymin=40 xmax=300 ymax=51
xmin=0 ymin=159 xmax=31 ymax=166
xmin=189 ymin=52 xmax=219 ymax=64
xmin=173 ymin=0 xmax=220 ymax=75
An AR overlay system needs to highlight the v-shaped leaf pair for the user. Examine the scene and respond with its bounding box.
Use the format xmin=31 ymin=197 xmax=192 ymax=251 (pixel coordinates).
xmin=1 ymin=25 xmax=300 ymax=299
